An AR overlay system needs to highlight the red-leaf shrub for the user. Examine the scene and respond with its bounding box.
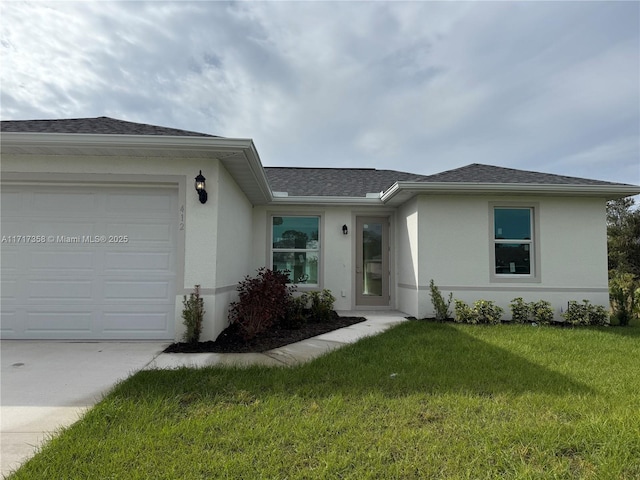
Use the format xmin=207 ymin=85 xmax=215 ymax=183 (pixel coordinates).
xmin=228 ymin=268 xmax=296 ymax=340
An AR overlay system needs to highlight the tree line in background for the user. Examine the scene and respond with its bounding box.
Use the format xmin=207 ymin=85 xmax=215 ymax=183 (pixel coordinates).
xmin=607 ymin=198 xmax=640 ymax=325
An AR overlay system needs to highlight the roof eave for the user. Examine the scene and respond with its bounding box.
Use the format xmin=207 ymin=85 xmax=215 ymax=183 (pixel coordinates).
xmin=221 ymin=142 xmax=273 ymax=205
xmin=270 ymin=195 xmax=383 ymax=206
xmin=0 ymin=131 xmax=252 ymax=152
xmin=381 ymin=181 xmax=640 ymax=205
xmin=0 ymin=131 xmax=274 ymax=205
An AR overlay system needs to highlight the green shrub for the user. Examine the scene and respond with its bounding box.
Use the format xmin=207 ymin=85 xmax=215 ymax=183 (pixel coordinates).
xmin=531 ymin=300 xmax=554 ymax=325
xmin=474 ymin=300 xmax=504 ymax=325
xmin=510 ymin=298 xmax=554 ymax=325
xmin=228 ymin=268 xmax=296 ymax=340
xmin=590 ymin=304 xmax=610 ymax=326
xmin=307 ymin=289 xmax=336 ymax=322
xmin=282 ymin=289 xmax=336 ymax=327
xmin=454 ymin=299 xmax=475 ymax=324
xmin=562 ymin=300 xmax=609 ymax=326
xmin=510 ymin=297 xmax=531 ymax=324
xmin=454 ymin=299 xmax=503 ymax=324
xmin=429 ymin=279 xmax=453 ymax=321
xmin=282 ymin=295 xmax=308 ymax=329
xmin=609 ymin=273 xmax=640 ymax=326
xmin=182 ymin=284 xmax=205 ymax=343
xmin=563 ymin=300 xmax=589 ymax=326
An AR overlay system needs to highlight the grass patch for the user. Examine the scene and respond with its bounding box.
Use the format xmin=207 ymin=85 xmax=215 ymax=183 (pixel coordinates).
xmin=10 ymin=322 xmax=640 ymax=479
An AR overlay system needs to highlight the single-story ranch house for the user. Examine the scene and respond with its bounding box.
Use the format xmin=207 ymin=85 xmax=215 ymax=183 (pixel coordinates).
xmin=2 ymin=117 xmax=639 ymax=341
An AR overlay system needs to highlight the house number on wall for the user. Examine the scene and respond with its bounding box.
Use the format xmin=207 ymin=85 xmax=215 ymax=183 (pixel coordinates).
xmin=179 ymin=205 xmax=185 ymax=230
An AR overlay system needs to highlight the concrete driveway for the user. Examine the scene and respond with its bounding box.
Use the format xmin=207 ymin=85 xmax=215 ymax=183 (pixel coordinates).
xmin=1 ymin=341 xmax=168 ymax=478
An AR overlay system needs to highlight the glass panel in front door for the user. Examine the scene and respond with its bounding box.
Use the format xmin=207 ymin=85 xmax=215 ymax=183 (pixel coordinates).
xmin=362 ymin=222 xmax=383 ymax=297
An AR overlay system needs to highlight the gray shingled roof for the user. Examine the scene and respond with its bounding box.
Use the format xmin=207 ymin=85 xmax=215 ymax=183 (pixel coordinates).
xmin=264 ymin=167 xmax=432 ymax=197
xmin=0 ymin=116 xmax=217 ymax=137
xmin=2 ymin=117 xmax=634 ymax=196
xmin=265 ymin=163 xmax=632 ymax=197
xmin=421 ymin=163 xmax=622 ymax=187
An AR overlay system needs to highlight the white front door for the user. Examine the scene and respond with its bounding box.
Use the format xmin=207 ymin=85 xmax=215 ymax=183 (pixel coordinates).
xmin=1 ymin=185 xmax=178 ymax=340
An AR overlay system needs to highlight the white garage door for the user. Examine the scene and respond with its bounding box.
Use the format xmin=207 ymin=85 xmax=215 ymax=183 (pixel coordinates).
xmin=1 ymin=185 xmax=178 ymax=340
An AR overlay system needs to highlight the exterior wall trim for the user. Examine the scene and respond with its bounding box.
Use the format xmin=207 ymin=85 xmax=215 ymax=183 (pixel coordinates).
xmin=214 ymin=284 xmax=237 ymax=295
xmin=193 ymin=284 xmax=236 ymax=297
xmin=398 ymin=283 xmax=608 ymax=293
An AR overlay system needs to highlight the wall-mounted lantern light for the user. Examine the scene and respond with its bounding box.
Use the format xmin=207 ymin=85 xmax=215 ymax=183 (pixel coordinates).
xmin=342 ymin=224 xmax=349 ymax=235
xmin=195 ymin=170 xmax=207 ymax=204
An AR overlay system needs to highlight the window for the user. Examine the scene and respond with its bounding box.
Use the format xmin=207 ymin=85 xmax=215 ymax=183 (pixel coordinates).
xmin=272 ymin=216 xmax=320 ymax=284
xmin=493 ymin=207 xmax=534 ymax=276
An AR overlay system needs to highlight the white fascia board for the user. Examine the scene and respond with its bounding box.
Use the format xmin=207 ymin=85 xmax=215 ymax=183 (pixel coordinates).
xmin=226 ymin=142 xmax=274 ymax=205
xmin=0 ymin=132 xmax=254 ymax=153
xmin=270 ymin=195 xmax=384 ymax=206
xmin=381 ymin=181 xmax=640 ymax=203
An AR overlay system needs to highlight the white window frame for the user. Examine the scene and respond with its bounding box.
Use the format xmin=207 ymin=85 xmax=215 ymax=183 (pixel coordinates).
xmin=489 ymin=203 xmax=541 ymax=283
xmin=270 ymin=214 xmax=322 ymax=287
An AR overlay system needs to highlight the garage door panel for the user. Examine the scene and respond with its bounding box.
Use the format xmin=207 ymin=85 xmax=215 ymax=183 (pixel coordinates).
xmin=103 ymin=280 xmax=171 ymax=301
xmin=28 ymin=280 xmax=94 ymax=301
xmin=104 ymin=251 xmax=172 ymax=273
xmin=30 ymin=250 xmax=95 ymax=273
xmin=1 ymin=191 xmax=21 ymax=210
xmin=1 ymin=246 xmax=20 ymax=274
xmin=106 ymin=222 xmax=174 ymax=245
xmin=1 ymin=219 xmax=22 ymax=238
xmin=1 ymin=310 xmax=17 ymax=334
xmin=26 ymin=311 xmax=93 ymax=334
xmin=102 ymin=309 xmax=171 ymax=334
xmin=1 ymin=185 xmax=177 ymax=340
xmin=31 ymin=192 xmax=99 ymax=212
xmin=27 ymin=220 xmax=99 ymax=238
xmin=1 ymin=279 xmax=19 ymax=302
xmin=105 ymin=192 xmax=175 ymax=216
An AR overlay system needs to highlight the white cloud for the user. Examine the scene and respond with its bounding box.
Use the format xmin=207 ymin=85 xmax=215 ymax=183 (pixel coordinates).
xmin=552 ymin=135 xmax=640 ymax=184
xmin=1 ymin=0 xmax=638 ymax=185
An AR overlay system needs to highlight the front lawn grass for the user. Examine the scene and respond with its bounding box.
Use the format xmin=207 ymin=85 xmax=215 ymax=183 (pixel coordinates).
xmin=11 ymin=322 xmax=640 ymax=479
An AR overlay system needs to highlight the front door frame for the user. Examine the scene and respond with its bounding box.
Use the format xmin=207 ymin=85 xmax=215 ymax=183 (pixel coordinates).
xmin=355 ymin=215 xmax=391 ymax=307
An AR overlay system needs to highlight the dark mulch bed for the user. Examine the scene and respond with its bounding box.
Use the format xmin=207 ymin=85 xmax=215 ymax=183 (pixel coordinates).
xmin=164 ymin=315 xmax=366 ymax=354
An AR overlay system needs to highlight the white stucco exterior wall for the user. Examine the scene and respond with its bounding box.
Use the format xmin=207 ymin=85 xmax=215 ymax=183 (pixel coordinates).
xmin=207 ymin=162 xmax=255 ymax=340
xmin=413 ymin=194 xmax=610 ymax=320
xmin=396 ymin=198 xmax=420 ymax=317
xmin=323 ymin=209 xmax=354 ymax=309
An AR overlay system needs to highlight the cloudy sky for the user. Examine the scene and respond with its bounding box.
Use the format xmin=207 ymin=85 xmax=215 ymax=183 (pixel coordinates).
xmin=1 ymin=1 xmax=639 ymax=186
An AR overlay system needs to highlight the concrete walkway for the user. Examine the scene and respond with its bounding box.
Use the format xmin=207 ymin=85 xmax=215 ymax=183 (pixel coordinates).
xmin=148 ymin=311 xmax=407 ymax=369
xmin=1 ymin=311 xmax=406 ymax=477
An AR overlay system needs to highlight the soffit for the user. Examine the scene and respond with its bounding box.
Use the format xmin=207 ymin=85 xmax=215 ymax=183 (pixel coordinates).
xmin=0 ymin=132 xmax=273 ymax=205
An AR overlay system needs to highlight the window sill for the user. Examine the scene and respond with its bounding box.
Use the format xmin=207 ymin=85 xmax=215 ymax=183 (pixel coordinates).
xmin=490 ymin=274 xmax=541 ymax=284
xmin=292 ymin=284 xmax=321 ymax=290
